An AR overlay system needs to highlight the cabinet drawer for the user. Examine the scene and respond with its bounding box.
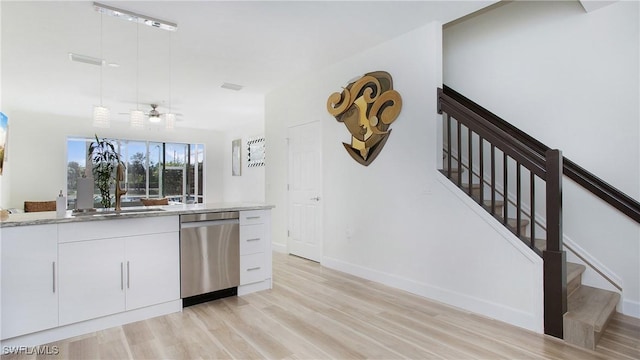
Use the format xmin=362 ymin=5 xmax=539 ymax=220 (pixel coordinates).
xmin=240 ymin=210 xmax=265 ymax=226
xmin=240 ymin=224 xmax=265 ymax=255
xmin=59 ymin=216 xmax=178 ymax=243
xmin=240 ymin=253 xmax=265 ymax=285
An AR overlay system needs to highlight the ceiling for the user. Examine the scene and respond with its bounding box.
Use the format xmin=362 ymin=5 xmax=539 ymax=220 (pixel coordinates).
xmin=1 ymin=1 xmax=496 ymax=131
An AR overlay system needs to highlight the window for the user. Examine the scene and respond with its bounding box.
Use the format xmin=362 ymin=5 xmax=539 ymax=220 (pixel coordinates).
xmin=188 ymin=144 xmax=205 ymax=204
xmin=163 ymin=142 xmax=187 ymax=203
xmin=66 ymin=137 xmax=205 ymax=208
xmin=67 ymin=138 xmax=91 ymax=209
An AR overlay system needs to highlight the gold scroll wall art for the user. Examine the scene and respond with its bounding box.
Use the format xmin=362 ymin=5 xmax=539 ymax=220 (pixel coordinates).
xmin=326 ymin=71 xmax=402 ymax=166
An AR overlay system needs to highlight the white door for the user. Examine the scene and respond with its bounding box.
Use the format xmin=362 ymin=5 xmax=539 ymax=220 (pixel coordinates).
xmin=288 ymin=121 xmax=322 ymax=262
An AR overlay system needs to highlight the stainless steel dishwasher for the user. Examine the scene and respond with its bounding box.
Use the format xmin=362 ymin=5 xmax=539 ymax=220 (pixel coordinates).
xmin=180 ymin=211 xmax=239 ymax=306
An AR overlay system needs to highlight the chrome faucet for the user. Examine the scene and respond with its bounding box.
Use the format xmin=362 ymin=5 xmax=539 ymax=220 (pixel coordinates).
xmin=115 ymin=163 xmax=127 ymax=211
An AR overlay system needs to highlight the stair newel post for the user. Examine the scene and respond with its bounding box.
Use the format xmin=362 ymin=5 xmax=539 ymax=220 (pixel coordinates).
xmin=543 ymin=149 xmax=567 ymax=338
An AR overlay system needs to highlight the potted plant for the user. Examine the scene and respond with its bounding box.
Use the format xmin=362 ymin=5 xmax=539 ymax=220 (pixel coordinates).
xmin=88 ymin=135 xmax=123 ymax=208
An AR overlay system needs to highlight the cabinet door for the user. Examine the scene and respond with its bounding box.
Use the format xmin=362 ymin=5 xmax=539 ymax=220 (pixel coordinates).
xmin=1 ymin=225 xmax=58 ymax=339
xmin=125 ymin=232 xmax=180 ymax=311
xmin=58 ymin=238 xmax=125 ymax=325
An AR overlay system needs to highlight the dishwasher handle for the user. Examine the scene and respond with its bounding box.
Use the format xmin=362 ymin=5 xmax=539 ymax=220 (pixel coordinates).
xmin=181 ymin=211 xmax=239 ymax=223
xmin=180 ymin=219 xmax=239 ymax=229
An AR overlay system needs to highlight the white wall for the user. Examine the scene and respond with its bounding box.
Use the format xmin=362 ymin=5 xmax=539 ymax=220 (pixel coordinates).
xmin=0 ymin=111 xmax=224 ymax=210
xmin=0 ymin=0 xmax=4 ymax=346
xmin=266 ymin=22 xmax=544 ymax=333
xmin=221 ymin=119 xmax=266 ymax=203
xmin=444 ymin=0 xmax=640 ymax=317
xmin=0 ymin=0 xmax=4 ymax=210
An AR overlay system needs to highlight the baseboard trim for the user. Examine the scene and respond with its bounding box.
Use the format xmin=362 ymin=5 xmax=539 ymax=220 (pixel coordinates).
xmin=238 ymin=279 xmax=272 ymax=296
xmin=272 ymin=242 xmax=287 ymax=253
xmin=1 ymin=300 xmax=182 ymax=348
xmin=622 ymin=299 xmax=640 ymax=318
xmin=321 ymin=255 xmax=543 ymax=334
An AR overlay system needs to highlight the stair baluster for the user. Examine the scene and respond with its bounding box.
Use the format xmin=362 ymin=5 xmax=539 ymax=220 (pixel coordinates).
xmin=503 ymin=152 xmax=508 ymax=226
xmin=438 ymin=86 xmax=627 ymax=348
xmin=437 ymin=87 xmax=566 ymax=339
xmin=530 ymin=171 xmax=536 ymax=248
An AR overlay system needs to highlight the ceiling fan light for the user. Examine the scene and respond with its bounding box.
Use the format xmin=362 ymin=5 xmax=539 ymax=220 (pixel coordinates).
xmin=93 ymin=105 xmax=110 ymax=128
xmin=165 ymin=113 xmax=176 ymax=130
xmin=149 ymin=114 xmax=162 ymax=123
xmin=130 ymin=110 xmax=145 ymax=128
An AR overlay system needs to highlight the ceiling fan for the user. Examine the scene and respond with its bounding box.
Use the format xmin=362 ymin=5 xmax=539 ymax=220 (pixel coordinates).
xmin=119 ymin=104 xmax=182 ymax=123
xmin=147 ymin=104 xmax=166 ymax=123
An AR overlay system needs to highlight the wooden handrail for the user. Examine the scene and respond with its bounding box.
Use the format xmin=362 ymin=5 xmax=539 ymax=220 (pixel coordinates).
xmin=438 ymin=90 xmax=547 ymax=178
xmin=443 ymin=85 xmax=640 ymax=224
xmin=438 ymin=87 xmax=565 ymax=339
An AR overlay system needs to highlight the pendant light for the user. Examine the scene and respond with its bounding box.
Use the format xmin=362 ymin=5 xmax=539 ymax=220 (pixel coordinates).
xmin=165 ymin=31 xmax=176 ymax=130
xmin=93 ymin=13 xmax=110 ymax=128
xmin=130 ymin=20 xmax=145 ymax=128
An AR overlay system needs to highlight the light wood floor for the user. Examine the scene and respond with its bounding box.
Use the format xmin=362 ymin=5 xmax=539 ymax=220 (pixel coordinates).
xmin=3 ymin=252 xmax=639 ymax=360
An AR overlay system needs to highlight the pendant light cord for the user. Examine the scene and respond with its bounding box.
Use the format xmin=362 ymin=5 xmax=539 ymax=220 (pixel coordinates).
xmin=99 ymin=13 xmax=104 ymax=107
xmin=169 ymin=31 xmax=172 ymax=114
xmin=136 ymin=21 xmax=140 ymax=111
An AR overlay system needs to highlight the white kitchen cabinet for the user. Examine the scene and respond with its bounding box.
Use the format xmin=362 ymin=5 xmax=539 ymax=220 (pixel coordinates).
xmin=125 ymin=232 xmax=180 ymax=310
xmin=1 ymin=224 xmax=59 ymax=339
xmin=240 ymin=210 xmax=267 ymax=226
xmin=239 ymin=210 xmax=272 ymax=291
xmin=240 ymin=252 xmax=267 ymax=285
xmin=58 ymin=238 xmax=126 ymax=326
xmin=58 ymin=217 xmax=180 ymax=326
xmin=239 ymin=223 xmax=266 ymax=255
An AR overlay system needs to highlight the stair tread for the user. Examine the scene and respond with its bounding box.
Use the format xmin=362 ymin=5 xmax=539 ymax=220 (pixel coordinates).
xmin=567 ymin=262 xmax=586 ymax=284
xmin=566 ymin=285 xmax=620 ymax=332
xmin=482 ymin=200 xmax=505 ymax=207
xmin=462 ymin=183 xmax=482 ymax=190
xmin=506 ymin=218 xmax=530 ymax=228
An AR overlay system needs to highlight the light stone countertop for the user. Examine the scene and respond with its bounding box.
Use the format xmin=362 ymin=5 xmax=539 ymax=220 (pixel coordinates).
xmin=0 ymin=202 xmax=274 ymax=228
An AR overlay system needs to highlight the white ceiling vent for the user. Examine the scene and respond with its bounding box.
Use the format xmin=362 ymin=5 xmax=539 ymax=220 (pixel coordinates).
xmin=221 ymin=82 xmax=243 ymax=91
xmin=69 ymin=53 xmax=103 ymax=66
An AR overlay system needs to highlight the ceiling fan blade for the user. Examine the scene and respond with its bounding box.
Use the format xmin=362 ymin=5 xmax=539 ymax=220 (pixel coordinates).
xmin=118 ymin=112 xmax=151 ymax=116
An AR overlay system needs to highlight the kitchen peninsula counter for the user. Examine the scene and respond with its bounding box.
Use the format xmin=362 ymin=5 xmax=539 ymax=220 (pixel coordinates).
xmin=0 ymin=202 xmax=274 ymax=228
xmin=1 ymin=203 xmax=273 ymax=347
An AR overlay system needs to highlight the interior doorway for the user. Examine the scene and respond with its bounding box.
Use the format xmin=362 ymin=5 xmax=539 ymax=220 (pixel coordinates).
xmin=287 ymin=121 xmax=323 ymax=262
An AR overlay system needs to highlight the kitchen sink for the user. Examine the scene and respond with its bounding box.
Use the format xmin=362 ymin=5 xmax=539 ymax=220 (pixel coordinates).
xmin=72 ymin=208 xmax=166 ymax=217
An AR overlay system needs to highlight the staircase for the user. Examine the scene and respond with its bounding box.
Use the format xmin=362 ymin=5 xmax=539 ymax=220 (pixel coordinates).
xmin=442 ymin=166 xmax=620 ymax=350
xmin=565 ymin=263 xmax=620 ymax=350
xmin=436 ymin=86 xmax=636 ymax=350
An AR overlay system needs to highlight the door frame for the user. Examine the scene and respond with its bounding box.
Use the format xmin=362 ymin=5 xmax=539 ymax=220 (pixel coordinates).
xmin=287 ymin=120 xmax=323 ymax=262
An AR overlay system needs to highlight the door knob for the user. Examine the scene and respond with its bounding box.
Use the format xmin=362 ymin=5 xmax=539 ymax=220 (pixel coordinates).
xmin=310 ymin=196 xmax=321 ymax=201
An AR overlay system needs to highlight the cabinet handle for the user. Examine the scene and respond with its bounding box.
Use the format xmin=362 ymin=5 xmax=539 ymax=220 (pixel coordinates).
xmin=246 ymin=238 xmax=261 ymax=242
xmin=127 ymin=261 xmax=130 ymax=289
xmin=246 ymin=216 xmax=260 ymax=220
xmin=120 ymin=262 xmax=124 ymax=290
xmin=247 ymin=267 xmax=261 ymax=271
xmin=52 ymin=261 xmax=56 ymax=293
